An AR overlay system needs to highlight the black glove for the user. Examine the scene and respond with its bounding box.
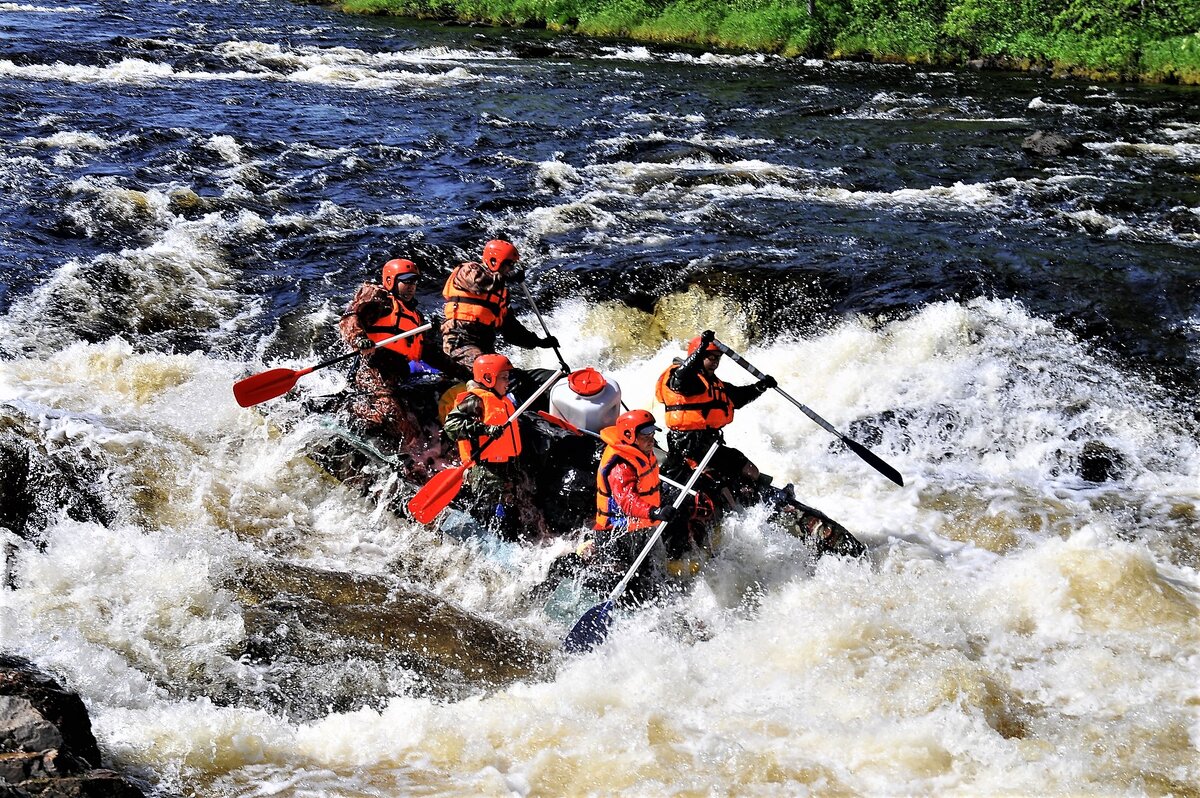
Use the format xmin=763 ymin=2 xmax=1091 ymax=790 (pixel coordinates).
xmin=353 ymin=335 xmax=374 ymax=350
xmin=484 ymin=424 xmax=507 ymax=439
xmin=757 ymin=375 xmax=778 ymax=391
xmin=539 ymin=335 xmax=559 ymax=349
xmin=506 ymin=266 xmax=526 ymax=284
xmin=700 ymin=329 xmax=716 ymax=346
xmin=650 ymin=505 xmax=677 ymax=522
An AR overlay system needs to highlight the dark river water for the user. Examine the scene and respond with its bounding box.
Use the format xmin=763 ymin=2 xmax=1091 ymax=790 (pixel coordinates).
xmin=2 ymin=1 xmax=1198 ymax=796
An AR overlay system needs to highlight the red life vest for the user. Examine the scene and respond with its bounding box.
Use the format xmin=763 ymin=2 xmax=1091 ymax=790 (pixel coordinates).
xmin=655 ymin=365 xmax=734 ymax=431
xmin=594 ymin=427 xmax=661 ymax=531
xmin=442 ymin=264 xmax=509 ymax=328
xmin=454 ymin=386 xmax=521 ymax=464
xmin=365 ymin=295 xmax=425 ymax=361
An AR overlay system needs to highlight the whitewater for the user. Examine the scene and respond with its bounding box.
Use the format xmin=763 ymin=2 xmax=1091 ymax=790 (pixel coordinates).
xmin=1 ymin=0 xmax=1198 ymax=795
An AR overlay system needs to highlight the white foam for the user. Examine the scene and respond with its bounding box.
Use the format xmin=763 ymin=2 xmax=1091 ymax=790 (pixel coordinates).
xmin=1086 ymin=140 xmax=1200 ymax=163
xmin=204 ymin=134 xmax=244 ymax=164
xmin=599 ymin=46 xmax=778 ymax=67
xmin=3 ymin=244 xmax=1197 ymax=796
xmin=20 ymin=130 xmax=120 ymax=150
xmin=1028 ymin=96 xmax=1082 ymax=115
xmin=0 ymin=207 xmax=251 ymax=354
xmin=0 ymin=2 xmax=84 ymax=11
xmin=0 ymin=45 xmax=482 ymax=91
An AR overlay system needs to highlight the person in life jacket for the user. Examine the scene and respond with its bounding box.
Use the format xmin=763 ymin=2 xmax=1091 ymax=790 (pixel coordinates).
xmin=441 ymin=239 xmax=559 ymax=376
xmin=585 ymin=409 xmax=679 ymax=600
xmin=654 ymin=329 xmax=777 ymax=502
xmin=442 ymin=353 xmax=549 ymax=541
xmin=339 ymin=258 xmax=467 ymax=454
xmin=594 ymin=409 xmax=676 ymax=533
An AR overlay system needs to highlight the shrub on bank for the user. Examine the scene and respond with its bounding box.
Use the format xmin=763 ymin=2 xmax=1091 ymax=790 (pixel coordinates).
xmin=337 ymin=0 xmax=1200 ymax=83
xmin=1139 ymin=32 xmax=1200 ymax=83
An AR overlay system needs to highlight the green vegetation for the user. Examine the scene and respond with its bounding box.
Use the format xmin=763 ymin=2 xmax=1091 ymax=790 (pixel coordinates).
xmin=335 ymin=0 xmax=1200 ymax=83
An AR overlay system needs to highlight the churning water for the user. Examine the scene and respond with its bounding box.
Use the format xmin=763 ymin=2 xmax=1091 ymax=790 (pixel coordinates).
xmin=1 ymin=1 xmax=1198 ymax=795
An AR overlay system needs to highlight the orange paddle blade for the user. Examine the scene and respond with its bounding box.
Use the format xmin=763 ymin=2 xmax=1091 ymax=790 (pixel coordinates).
xmin=233 ymin=367 xmax=309 ymax=408
xmin=407 ymin=463 xmax=469 ymax=524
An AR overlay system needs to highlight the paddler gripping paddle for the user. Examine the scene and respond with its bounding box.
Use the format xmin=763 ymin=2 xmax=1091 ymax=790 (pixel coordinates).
xmin=710 ymin=338 xmax=904 ymax=487
xmin=407 ymin=369 xmax=563 ymax=524
xmin=233 ymin=323 xmax=432 ymax=408
xmin=563 ymin=441 xmax=719 ymax=653
xmin=519 ymin=283 xmax=571 ymax=374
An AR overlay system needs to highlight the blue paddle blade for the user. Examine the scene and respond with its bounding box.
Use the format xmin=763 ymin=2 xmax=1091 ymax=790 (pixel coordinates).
xmin=562 ymin=599 xmax=615 ymax=653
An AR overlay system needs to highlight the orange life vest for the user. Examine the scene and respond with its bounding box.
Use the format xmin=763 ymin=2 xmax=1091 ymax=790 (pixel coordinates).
xmin=442 ymin=264 xmax=509 ymax=328
xmin=454 ymin=386 xmax=521 ymax=464
xmin=594 ymin=427 xmax=661 ymax=531
xmin=655 ymin=365 xmax=735 ymax=431
xmin=364 ymin=295 xmax=425 ymax=361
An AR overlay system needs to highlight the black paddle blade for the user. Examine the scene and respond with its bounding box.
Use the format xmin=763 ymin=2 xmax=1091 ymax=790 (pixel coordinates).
xmin=842 ymin=436 xmax=904 ymax=487
xmin=563 ymin=599 xmax=615 ymax=653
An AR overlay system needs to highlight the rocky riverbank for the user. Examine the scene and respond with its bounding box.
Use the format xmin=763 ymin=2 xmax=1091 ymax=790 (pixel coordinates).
xmin=0 ymin=655 xmax=146 ymax=797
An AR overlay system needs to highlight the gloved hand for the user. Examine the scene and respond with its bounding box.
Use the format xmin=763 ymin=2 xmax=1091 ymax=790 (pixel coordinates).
xmin=353 ymin=335 xmax=374 ymax=351
xmin=506 ymin=266 xmax=526 ymax=284
xmin=538 ymin=335 xmax=559 ymax=349
xmin=757 ymin=375 xmax=778 ymax=391
xmin=485 ymin=424 xmax=508 ymax=439
xmin=700 ymin=329 xmax=716 ymax=346
xmin=408 ymin=359 xmax=441 ymax=376
xmin=650 ymin=505 xmax=678 ymax=522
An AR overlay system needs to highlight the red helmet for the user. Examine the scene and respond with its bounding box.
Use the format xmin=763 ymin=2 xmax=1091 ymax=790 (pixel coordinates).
xmin=687 ymin=336 xmax=720 ymax=356
xmin=472 ymin=354 xmax=513 ymax=389
xmin=615 ymin=409 xmax=660 ymax=445
xmin=481 ymin=239 xmax=519 ymax=273
xmin=381 ymin=259 xmax=419 ymax=291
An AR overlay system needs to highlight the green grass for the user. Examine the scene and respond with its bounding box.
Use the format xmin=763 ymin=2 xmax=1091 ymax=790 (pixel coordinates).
xmin=337 ymin=0 xmax=1200 ymax=83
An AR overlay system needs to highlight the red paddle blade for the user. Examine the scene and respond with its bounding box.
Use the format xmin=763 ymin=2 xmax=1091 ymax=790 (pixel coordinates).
xmin=407 ymin=464 xmax=469 ymax=524
xmin=233 ymin=367 xmax=303 ymax=407
xmin=536 ymin=410 xmax=580 ymax=435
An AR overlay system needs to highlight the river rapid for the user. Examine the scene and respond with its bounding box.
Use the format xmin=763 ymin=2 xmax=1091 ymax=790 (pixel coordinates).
xmin=1 ymin=1 xmax=1199 ymax=795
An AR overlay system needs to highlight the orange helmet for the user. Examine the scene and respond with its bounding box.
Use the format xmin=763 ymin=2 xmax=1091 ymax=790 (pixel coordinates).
xmin=481 ymin=239 xmax=519 ymax=273
xmin=472 ymin=354 xmax=513 ymax=389
xmin=381 ymin=258 xmax=419 ymax=291
xmin=614 ymin=409 xmax=660 ymax=444
xmin=687 ymin=336 xmax=720 ymax=356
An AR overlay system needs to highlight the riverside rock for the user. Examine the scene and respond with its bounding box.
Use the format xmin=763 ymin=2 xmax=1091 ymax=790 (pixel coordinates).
xmin=0 ymin=413 xmax=116 ymax=543
xmin=0 ymin=655 xmax=145 ymax=797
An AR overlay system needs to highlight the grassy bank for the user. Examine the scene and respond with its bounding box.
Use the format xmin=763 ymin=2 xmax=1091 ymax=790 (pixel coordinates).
xmin=338 ymin=0 xmax=1200 ymax=84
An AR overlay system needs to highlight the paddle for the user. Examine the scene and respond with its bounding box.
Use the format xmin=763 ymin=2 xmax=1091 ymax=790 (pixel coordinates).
xmin=233 ymin=323 xmax=432 ymax=408
xmin=710 ymin=339 xmax=904 ymax=487
xmin=535 ymin=411 xmax=697 ymax=497
xmin=563 ymin=441 xmax=719 ymax=653
xmin=519 ymin=283 xmax=571 ymax=374
xmin=406 ymin=369 xmax=563 ymax=524
xmin=519 ymin=282 xmax=633 ymax=412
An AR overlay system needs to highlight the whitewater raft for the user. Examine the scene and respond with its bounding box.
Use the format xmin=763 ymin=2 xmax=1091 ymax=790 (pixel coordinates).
xmin=296 ymin=365 xmax=866 ymax=614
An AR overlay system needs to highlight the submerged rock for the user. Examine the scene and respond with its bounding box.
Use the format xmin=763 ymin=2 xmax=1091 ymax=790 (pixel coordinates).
xmin=0 ymin=655 xmax=146 ymax=797
xmin=1079 ymin=440 xmax=1126 ymax=482
xmin=226 ymin=561 xmax=553 ymax=717
xmin=1022 ymin=130 xmax=1084 ymax=159
xmin=0 ymin=412 xmax=118 ymax=543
